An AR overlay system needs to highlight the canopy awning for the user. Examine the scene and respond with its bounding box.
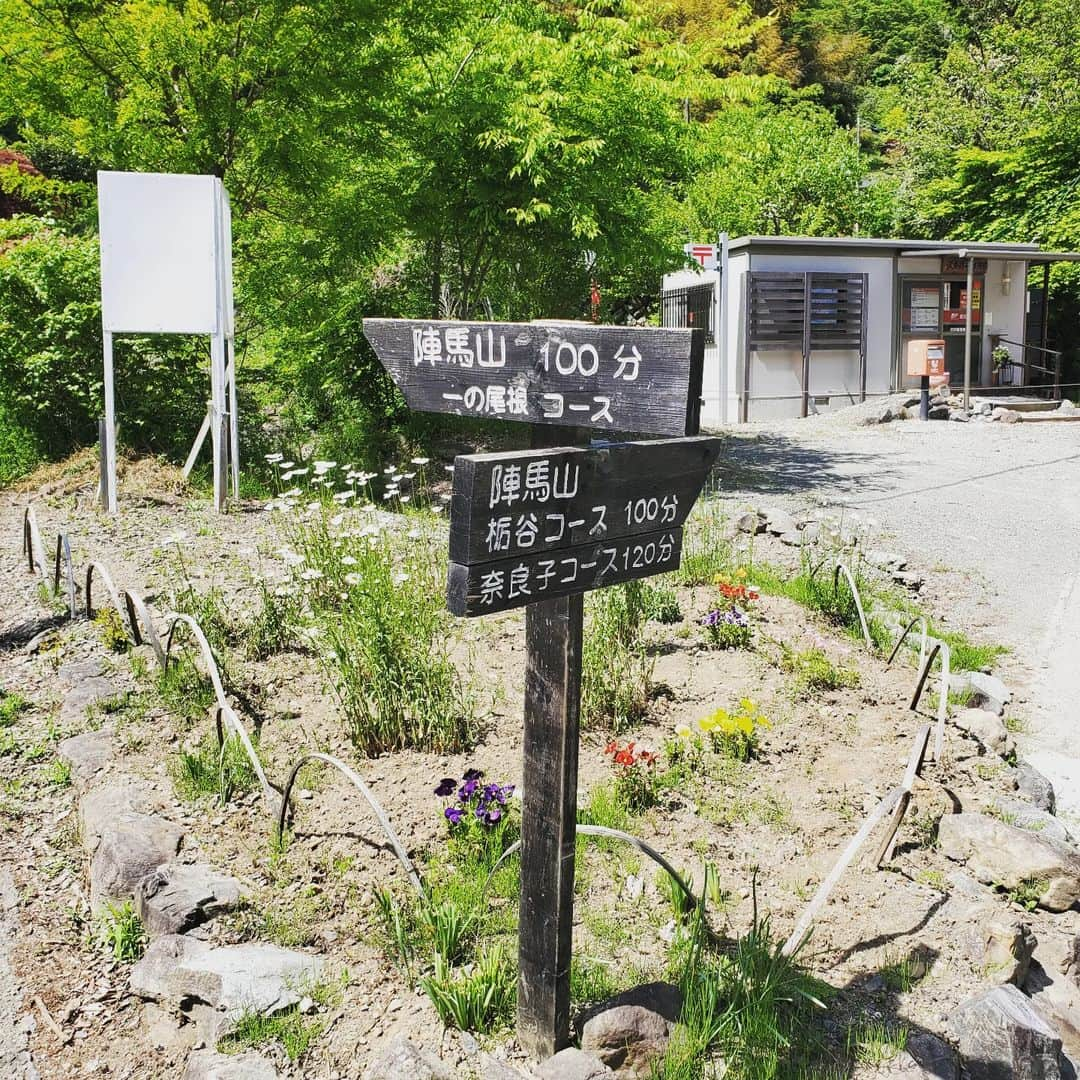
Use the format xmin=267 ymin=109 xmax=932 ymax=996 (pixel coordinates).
xmin=902 ymin=245 xmax=1080 ymax=263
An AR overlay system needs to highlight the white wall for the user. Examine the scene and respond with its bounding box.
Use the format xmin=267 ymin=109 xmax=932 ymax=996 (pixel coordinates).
xmin=661 ymin=267 xmax=724 ymax=428
xmin=732 ymin=251 xmax=895 ymax=421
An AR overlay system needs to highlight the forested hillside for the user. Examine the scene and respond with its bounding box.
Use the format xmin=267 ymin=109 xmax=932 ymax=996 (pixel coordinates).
xmin=1 ymin=0 xmax=1077 ymax=479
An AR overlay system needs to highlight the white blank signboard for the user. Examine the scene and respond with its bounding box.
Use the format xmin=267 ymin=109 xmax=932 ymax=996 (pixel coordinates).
xmin=98 ymin=171 xmax=222 ymax=334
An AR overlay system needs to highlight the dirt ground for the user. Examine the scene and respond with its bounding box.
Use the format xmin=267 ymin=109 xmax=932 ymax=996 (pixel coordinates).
xmin=0 ymin=424 xmax=1078 ymax=1079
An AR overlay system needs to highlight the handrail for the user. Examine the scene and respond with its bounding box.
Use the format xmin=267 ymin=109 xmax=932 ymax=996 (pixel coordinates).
xmin=23 ymin=506 xmax=47 ymax=577
xmin=123 ymin=589 xmax=165 ymax=667
xmin=86 ymin=561 xmax=124 ymax=623
xmin=213 ymin=704 xmax=275 ymax=808
xmin=163 ymin=613 xmax=229 ymax=709
xmin=909 ymin=639 xmax=950 ymax=761
xmin=483 ymin=825 xmax=698 ymax=913
xmin=997 ymin=338 xmax=1060 ymax=359
xmin=55 ymin=534 xmax=76 ymax=619
xmin=276 ymin=752 xmax=423 ymax=894
xmin=832 ymin=562 xmax=874 ymax=650
xmin=887 ymin=616 xmax=928 ymax=675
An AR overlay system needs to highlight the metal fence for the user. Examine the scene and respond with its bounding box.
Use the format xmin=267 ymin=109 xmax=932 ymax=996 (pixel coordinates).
xmin=661 ymin=282 xmax=715 ymax=344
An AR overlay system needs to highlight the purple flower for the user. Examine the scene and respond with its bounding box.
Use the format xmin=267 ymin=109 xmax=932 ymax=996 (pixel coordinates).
xmin=463 ymin=767 xmax=483 ymax=782
xmin=484 ymin=806 xmax=503 ymax=825
xmin=459 ymin=778 xmax=481 ymax=801
xmin=434 ymin=778 xmax=456 ymax=797
xmin=444 ymin=806 xmax=464 ymax=826
xmin=701 ymin=610 xmax=722 ymax=627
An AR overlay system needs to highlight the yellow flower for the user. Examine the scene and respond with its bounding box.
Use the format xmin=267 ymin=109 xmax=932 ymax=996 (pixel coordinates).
xmin=739 ymin=698 xmax=757 ymax=714
xmin=674 ymin=723 xmax=693 ymax=740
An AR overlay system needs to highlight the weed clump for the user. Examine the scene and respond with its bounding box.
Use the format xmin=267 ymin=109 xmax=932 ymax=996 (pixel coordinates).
xmin=781 ymin=646 xmax=859 ymax=699
xmin=583 ymin=582 xmax=655 ymax=731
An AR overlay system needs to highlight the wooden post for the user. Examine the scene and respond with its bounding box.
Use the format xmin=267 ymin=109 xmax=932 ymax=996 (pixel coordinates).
xmin=518 ymin=423 xmax=583 ymax=1060
xmin=518 ymin=589 xmax=583 ymax=1059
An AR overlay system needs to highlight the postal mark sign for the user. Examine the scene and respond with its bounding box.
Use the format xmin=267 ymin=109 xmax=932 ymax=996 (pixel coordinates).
xmin=447 ymin=438 xmax=720 ymax=616
xmin=362 ymin=319 xmax=705 ymax=437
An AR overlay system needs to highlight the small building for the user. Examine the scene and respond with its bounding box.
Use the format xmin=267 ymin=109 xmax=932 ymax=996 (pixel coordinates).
xmin=660 ymin=236 xmax=1076 ymax=426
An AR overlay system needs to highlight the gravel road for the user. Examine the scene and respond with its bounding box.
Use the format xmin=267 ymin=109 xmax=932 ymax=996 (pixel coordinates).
xmin=712 ymin=409 xmax=1080 ymax=817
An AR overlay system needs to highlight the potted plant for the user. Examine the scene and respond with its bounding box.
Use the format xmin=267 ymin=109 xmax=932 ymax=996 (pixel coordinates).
xmin=991 ymin=345 xmax=1012 ymax=386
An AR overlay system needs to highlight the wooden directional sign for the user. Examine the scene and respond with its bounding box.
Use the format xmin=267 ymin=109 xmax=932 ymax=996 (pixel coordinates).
xmin=363 ymin=319 xmax=705 ymax=437
xmin=447 ymin=437 xmax=720 ymax=616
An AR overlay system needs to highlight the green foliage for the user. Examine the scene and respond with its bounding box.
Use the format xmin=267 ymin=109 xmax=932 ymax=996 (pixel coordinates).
xmin=0 ymin=690 xmax=29 ymax=727
xmin=846 ymin=1020 xmax=908 ymax=1066
xmin=244 ymin=578 xmax=301 ymax=661
xmin=661 ymin=902 xmax=829 ymax=1080
xmin=94 ymin=901 xmax=145 ymax=963
xmin=421 ymin=947 xmax=515 ymax=1033
xmin=999 ymin=877 xmax=1047 ymax=912
xmin=642 ymin=582 xmax=683 ymax=624
xmin=219 ymin=1009 xmax=326 ymax=1062
xmin=290 ymin=513 xmax=473 ymax=755
xmin=578 ymin=780 xmax=632 ymax=833
xmin=94 ymin=607 xmax=130 ymax=653
xmin=781 ymin=646 xmax=860 ymax=699
xmin=583 ymin=583 xmax=655 ymax=731
xmin=171 ymin=733 xmax=257 ymax=805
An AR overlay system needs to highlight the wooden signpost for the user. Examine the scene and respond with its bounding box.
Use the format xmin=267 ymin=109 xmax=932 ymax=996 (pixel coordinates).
xmin=364 ymin=318 xmax=716 ymax=1060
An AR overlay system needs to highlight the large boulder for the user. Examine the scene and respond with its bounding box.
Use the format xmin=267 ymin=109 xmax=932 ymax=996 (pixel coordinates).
xmin=938 ymin=813 xmax=1080 ymax=911
xmin=135 ymin=863 xmax=245 ymax=936
xmin=763 ymin=508 xmax=798 ymax=537
xmin=537 ymin=1048 xmax=614 ymax=1080
xmin=60 ymin=675 xmax=120 ymax=725
xmin=966 ymin=672 xmax=1011 ymax=716
xmin=1024 ymin=961 xmax=1080 ymax=1058
xmin=890 ymin=1032 xmax=959 ymax=1079
xmin=954 ymin=710 xmax=1010 ymax=756
xmin=953 ymin=984 xmax=1065 ymax=1080
xmin=57 ymin=729 xmax=116 ymax=784
xmin=184 ymin=1049 xmax=279 ymax=1079
xmin=580 ymin=982 xmax=681 ymax=1078
xmin=131 ymin=934 xmax=325 ymax=1029
xmin=362 ymin=1035 xmax=456 ymax=1080
xmin=89 ymin=812 xmax=183 ymax=912
xmin=1011 ymin=763 xmax=1057 ymax=814
xmin=989 ymin=798 xmax=1075 ymax=847
xmin=978 ymin=913 xmax=1038 ymax=987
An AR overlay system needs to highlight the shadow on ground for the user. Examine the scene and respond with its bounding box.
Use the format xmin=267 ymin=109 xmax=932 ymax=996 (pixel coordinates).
xmin=711 ymin=432 xmax=903 ymax=499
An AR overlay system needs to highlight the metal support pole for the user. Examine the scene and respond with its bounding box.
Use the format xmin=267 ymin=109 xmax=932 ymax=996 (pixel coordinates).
xmin=226 ymin=336 xmax=240 ymax=498
xmin=919 ymin=375 xmax=930 ymax=421
xmin=963 ymin=256 xmax=974 ymax=411
xmin=102 ymin=331 xmax=118 ymax=514
xmin=210 ymin=332 xmax=226 ymax=512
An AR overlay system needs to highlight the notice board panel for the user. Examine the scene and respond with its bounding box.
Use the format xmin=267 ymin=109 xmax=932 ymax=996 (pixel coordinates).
xmin=98 ymin=171 xmax=222 ymax=335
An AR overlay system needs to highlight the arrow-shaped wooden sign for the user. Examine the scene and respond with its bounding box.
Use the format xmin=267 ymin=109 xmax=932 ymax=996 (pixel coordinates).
xmin=362 ymin=319 xmax=705 ymax=437
xmin=447 ymin=436 xmax=720 ymax=616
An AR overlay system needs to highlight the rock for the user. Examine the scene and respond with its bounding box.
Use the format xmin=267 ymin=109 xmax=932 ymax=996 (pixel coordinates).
xmin=184 ymin=1049 xmax=279 ymax=1079
xmin=903 ymin=1032 xmax=959 ymax=1079
xmin=937 ymin=813 xmax=1080 ymax=912
xmin=135 ymin=863 xmax=244 ymax=936
xmin=866 ymin=549 xmax=906 ymax=571
xmin=893 ymin=570 xmax=924 ymax=591
xmin=953 ymin=984 xmax=1065 ymax=1079
xmin=979 ymin=913 xmax=1038 ymax=986
xmin=779 ymin=530 xmax=805 ymax=547
xmin=90 ymin=813 xmax=184 ymax=912
xmin=58 ymin=659 xmax=105 ymax=685
xmin=950 ymin=410 xmax=971 ymax=422
xmin=929 ymin=404 xmax=950 ymax=421
xmin=537 ymin=1048 xmax=615 ymax=1080
xmin=763 ymin=508 xmax=797 ymax=536
xmin=954 ymin=709 xmax=1010 ymax=755
xmin=1069 ymin=936 xmax=1080 ymax=987
xmin=990 ymin=798 xmax=1075 ymax=846
xmin=1012 ymin=763 xmax=1057 ymax=814
xmin=1025 ymin=961 xmax=1080 ymax=1057
xmin=966 ymin=672 xmax=1011 ymax=715
xmin=362 ymin=1034 xmax=455 ymax=1080
xmin=57 ymin=729 xmax=116 ymax=782
xmin=736 ymin=510 xmax=765 ymax=535
xmin=80 ymin=781 xmax=159 ymax=852
xmin=60 ymin=676 xmax=119 ymax=724
xmin=890 ymin=1032 xmax=959 ymax=1079
xmin=478 ymin=1055 xmax=528 ymax=1080
xmin=131 ymin=935 xmax=325 ymax=1028
xmin=1058 ymin=400 xmax=1078 ymax=415
xmin=998 ymin=408 xmax=1021 ymax=424
xmin=580 ymin=983 xmax=681 ymax=1077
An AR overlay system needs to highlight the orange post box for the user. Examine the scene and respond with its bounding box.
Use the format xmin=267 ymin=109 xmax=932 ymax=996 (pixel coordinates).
xmin=906 ymin=339 xmax=946 ymax=378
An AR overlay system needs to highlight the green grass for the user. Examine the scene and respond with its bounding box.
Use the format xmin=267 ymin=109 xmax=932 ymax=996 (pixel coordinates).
xmin=780 ymin=646 xmax=859 ymax=699
xmin=846 ymin=1020 xmax=908 ymax=1065
xmin=94 ymin=900 xmax=146 ymax=962
xmin=292 ymin=513 xmax=474 ymax=755
xmin=171 ymin=732 xmax=257 ymax=804
xmin=0 ymin=691 xmax=29 ymax=727
xmin=659 ymin=902 xmax=830 ymax=1080
xmin=582 ymin=582 xmax=655 ymax=731
xmin=219 ymin=1008 xmax=325 ymax=1061
xmin=93 ymin=607 xmax=130 ymax=652
xmin=579 ymin=780 xmax=632 ymax=833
